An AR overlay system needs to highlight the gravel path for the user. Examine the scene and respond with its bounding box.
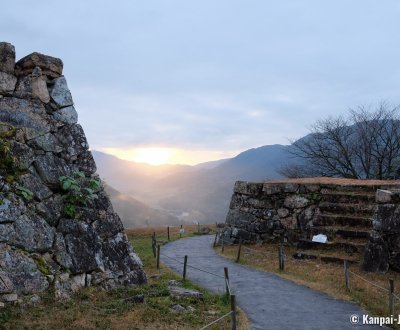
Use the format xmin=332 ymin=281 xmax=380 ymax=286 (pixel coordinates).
xmin=161 ymin=235 xmax=380 ymax=330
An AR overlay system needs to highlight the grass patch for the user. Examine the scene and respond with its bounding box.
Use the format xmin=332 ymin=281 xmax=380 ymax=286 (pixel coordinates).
xmin=0 ymin=225 xmax=249 ymax=330
xmin=218 ymin=242 xmax=400 ymax=328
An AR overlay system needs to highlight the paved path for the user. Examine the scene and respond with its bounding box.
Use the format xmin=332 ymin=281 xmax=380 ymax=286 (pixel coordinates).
xmin=161 ymin=235 xmax=380 ymax=330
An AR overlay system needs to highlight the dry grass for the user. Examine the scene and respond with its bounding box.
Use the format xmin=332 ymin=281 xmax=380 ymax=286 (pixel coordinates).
xmin=0 ymin=224 xmax=250 ymax=330
xmin=218 ymin=242 xmax=400 ymax=328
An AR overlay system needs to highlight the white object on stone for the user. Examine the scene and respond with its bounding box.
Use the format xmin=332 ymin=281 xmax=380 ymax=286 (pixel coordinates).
xmin=312 ymin=234 xmax=328 ymax=243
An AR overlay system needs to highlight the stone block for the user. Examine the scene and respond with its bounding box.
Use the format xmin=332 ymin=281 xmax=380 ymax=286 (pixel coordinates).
xmin=376 ymin=189 xmax=393 ymax=203
xmin=0 ymin=42 xmax=15 ymax=74
xmin=15 ymin=52 xmax=63 ymax=78
xmin=0 ymin=72 xmax=17 ymax=95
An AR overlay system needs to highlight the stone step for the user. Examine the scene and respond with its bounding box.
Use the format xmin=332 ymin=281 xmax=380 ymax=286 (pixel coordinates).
xmin=310 ymin=226 xmax=371 ymax=240
xmin=320 ymin=191 xmax=375 ymax=204
xmin=297 ymin=239 xmax=364 ymax=254
xmin=293 ymin=251 xmax=359 ymax=264
xmin=318 ymin=202 xmax=375 ymax=216
xmin=313 ymin=213 xmax=372 ymax=227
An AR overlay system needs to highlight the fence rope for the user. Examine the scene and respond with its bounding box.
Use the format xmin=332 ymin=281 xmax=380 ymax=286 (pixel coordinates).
xmin=198 ymin=311 xmax=233 ymax=330
xmin=160 ymin=253 xmax=224 ymax=279
xmin=348 ymin=270 xmax=390 ymax=293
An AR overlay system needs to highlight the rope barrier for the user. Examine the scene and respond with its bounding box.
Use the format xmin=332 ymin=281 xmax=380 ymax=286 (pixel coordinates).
xmin=348 ymin=270 xmax=390 ymax=293
xmin=198 ymin=311 xmax=232 ymax=330
xmin=160 ymin=253 xmax=224 ymax=279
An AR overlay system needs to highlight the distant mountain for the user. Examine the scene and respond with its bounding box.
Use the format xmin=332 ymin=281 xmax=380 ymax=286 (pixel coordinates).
xmin=104 ymin=184 xmax=179 ymax=228
xmin=94 ymin=144 xmax=293 ymax=225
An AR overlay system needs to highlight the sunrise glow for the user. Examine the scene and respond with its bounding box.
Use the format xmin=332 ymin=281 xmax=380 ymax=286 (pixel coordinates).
xmin=100 ymin=147 xmax=238 ymax=165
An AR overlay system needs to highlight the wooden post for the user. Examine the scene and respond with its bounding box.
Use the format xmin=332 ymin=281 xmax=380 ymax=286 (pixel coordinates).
xmin=236 ymin=239 xmax=242 ymax=263
xmin=180 ymin=224 xmax=183 ymax=238
xmin=213 ymin=231 xmax=218 ymax=247
xmin=224 ymin=267 xmax=230 ymax=295
xmin=221 ymin=237 xmax=225 ymax=253
xmin=389 ymin=279 xmax=394 ymax=315
xmin=152 ymin=232 xmax=156 ymax=258
xmin=279 ymin=243 xmax=285 ymax=271
xmin=198 ymin=222 xmax=200 ymax=233
xmin=344 ymin=260 xmax=350 ymax=290
xmin=167 ymin=226 xmax=170 ymax=241
xmin=183 ymin=255 xmax=188 ymax=280
xmin=156 ymin=244 xmax=160 ymax=269
xmin=230 ymin=294 xmax=237 ymax=330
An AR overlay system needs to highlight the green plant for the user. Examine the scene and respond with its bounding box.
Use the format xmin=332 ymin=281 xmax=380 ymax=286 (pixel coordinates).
xmin=16 ymin=186 xmax=34 ymax=201
xmin=59 ymin=171 xmax=102 ymax=218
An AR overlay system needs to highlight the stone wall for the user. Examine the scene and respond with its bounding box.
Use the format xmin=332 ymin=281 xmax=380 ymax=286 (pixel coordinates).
xmin=363 ymin=190 xmax=400 ymax=273
xmin=223 ymin=178 xmax=400 ymax=272
xmin=0 ymin=42 xmax=146 ymax=304
xmin=222 ymin=180 xmax=323 ymax=244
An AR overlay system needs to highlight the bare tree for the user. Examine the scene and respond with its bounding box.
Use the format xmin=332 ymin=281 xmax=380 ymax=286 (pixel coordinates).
xmin=283 ymin=102 xmax=400 ymax=180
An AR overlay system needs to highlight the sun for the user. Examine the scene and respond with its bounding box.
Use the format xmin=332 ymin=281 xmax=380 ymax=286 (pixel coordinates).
xmin=133 ymin=148 xmax=172 ymax=165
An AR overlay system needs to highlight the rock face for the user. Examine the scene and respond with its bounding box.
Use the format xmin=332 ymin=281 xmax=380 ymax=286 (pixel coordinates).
xmin=362 ymin=190 xmax=400 ymax=272
xmin=0 ymin=42 xmax=146 ymax=303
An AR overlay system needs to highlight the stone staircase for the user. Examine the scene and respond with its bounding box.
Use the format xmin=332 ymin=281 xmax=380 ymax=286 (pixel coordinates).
xmin=296 ymin=186 xmax=379 ymax=264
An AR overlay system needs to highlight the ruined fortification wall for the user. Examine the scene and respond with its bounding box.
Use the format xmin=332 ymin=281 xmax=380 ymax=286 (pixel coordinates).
xmin=223 ymin=180 xmax=324 ymax=244
xmin=0 ymin=42 xmax=146 ymax=304
xmin=363 ymin=189 xmax=400 ymax=273
xmin=224 ymin=178 xmax=400 ymax=272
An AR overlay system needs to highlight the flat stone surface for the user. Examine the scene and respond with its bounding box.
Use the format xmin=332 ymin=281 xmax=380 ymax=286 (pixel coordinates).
xmin=161 ymin=235 xmax=380 ymax=330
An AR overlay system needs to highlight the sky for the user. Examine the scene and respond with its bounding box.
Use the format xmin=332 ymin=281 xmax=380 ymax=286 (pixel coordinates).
xmin=2 ymin=1 xmax=400 ymax=165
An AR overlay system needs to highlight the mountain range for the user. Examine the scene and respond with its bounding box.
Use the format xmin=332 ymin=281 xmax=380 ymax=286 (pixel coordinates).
xmin=93 ymin=144 xmax=294 ymax=227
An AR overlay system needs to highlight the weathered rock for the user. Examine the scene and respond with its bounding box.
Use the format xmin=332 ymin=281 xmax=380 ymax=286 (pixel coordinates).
xmin=284 ymin=195 xmax=309 ymax=209
xmin=0 ymin=272 xmax=14 ymax=293
xmin=0 ymin=194 xmax=26 ymax=223
xmin=15 ymin=52 xmax=63 ymax=78
xmin=27 ymin=132 xmax=63 ymax=153
xmin=1 ymin=293 xmax=18 ymax=302
xmin=0 ymin=42 xmax=146 ymax=299
xmin=53 ymin=233 xmax=73 ymax=269
xmin=170 ymin=304 xmax=187 ymax=313
xmin=280 ymin=215 xmax=297 ymax=230
xmin=92 ymin=212 xmax=124 ymax=239
xmin=0 ymin=224 xmax=16 ymax=242
xmin=34 ymin=153 xmax=70 ymax=186
xmin=376 ymin=189 xmax=393 ymax=203
xmin=277 ymin=208 xmax=290 ymax=218
xmin=9 ymin=141 xmax=35 ymax=170
xmin=0 ymin=246 xmax=49 ymax=294
xmin=168 ymin=286 xmax=203 ymax=300
xmin=0 ymin=42 xmax=15 ymax=74
xmin=0 ymin=72 xmax=17 ymax=95
xmin=18 ymin=173 xmax=52 ymax=200
xmin=50 ymin=76 xmax=73 ymax=108
xmin=57 ymin=124 xmax=91 ymax=159
xmin=13 ymin=214 xmax=55 ymax=252
xmin=362 ymin=238 xmax=389 ymax=273
xmin=53 ymin=106 xmax=78 ymax=124
xmin=36 ymin=195 xmax=63 ymax=226
xmin=0 ymin=97 xmax=52 ymax=140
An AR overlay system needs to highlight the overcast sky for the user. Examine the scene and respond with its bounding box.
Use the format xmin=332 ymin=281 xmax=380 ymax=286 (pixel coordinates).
xmin=3 ymin=1 xmax=400 ymax=164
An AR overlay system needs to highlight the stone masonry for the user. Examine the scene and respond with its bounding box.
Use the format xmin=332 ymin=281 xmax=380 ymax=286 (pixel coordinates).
xmin=0 ymin=42 xmax=146 ymax=304
xmin=223 ymin=177 xmax=400 ymax=272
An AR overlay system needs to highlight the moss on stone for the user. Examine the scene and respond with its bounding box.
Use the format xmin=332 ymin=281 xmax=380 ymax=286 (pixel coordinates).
xmin=32 ymin=254 xmax=52 ymax=276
